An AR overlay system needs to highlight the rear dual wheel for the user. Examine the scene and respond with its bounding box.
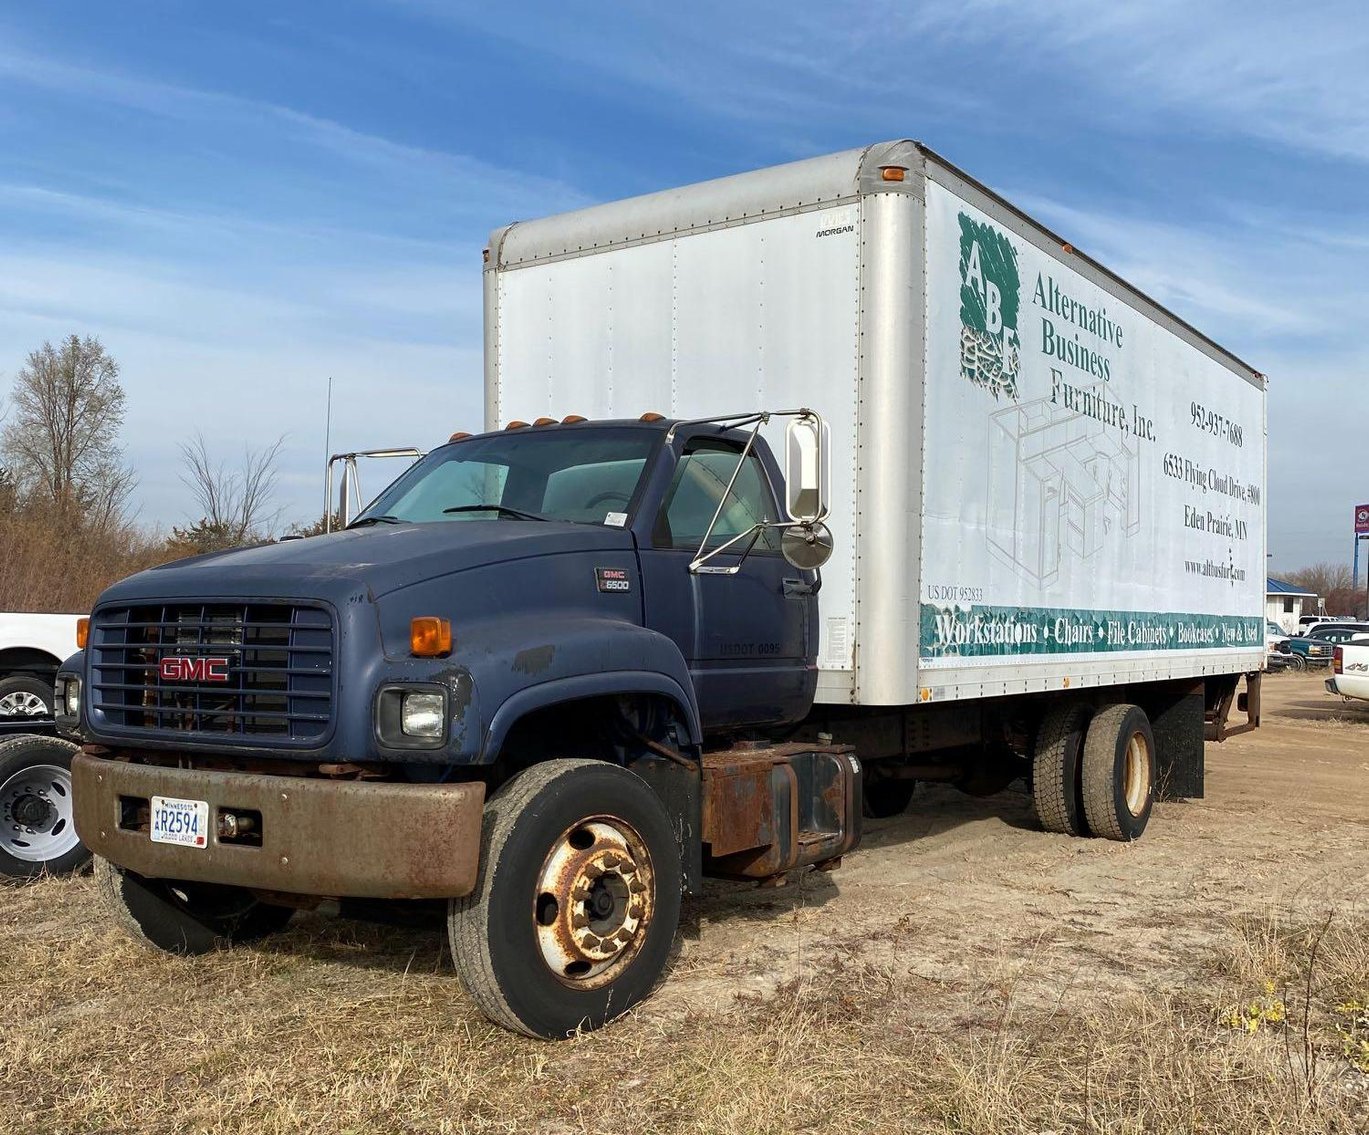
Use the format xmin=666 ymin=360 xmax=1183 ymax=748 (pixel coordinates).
xmin=1032 ymin=701 xmax=1154 ymax=842
xmin=0 ymin=735 xmax=88 ymax=880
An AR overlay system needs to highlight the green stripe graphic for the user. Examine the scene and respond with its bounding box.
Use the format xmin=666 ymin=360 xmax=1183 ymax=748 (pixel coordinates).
xmin=919 ymin=603 xmax=1263 ymax=660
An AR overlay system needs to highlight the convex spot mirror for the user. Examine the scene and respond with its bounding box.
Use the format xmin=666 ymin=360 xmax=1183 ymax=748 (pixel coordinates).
xmin=784 ymin=414 xmax=830 ymax=525
xmin=782 ymin=522 xmax=834 ymax=570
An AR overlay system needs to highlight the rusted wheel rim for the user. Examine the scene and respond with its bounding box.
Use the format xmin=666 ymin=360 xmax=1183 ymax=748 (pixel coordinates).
xmin=1123 ymin=731 xmax=1150 ymax=816
xmin=533 ymin=817 xmax=655 ymax=989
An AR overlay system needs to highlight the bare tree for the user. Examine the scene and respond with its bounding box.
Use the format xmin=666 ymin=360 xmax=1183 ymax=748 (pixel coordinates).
xmin=1284 ymin=562 xmax=1355 ymax=598
xmin=1 ymin=335 xmax=136 ymax=529
xmin=177 ymin=433 xmax=285 ymax=552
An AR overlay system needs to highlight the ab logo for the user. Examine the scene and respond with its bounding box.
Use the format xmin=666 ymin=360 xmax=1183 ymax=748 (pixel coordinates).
xmin=958 ymin=213 xmax=1021 ymax=401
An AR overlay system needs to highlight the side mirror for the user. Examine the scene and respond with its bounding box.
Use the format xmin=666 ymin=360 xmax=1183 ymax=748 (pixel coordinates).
xmin=785 ymin=413 xmax=830 ymax=524
xmin=782 ymin=521 xmax=834 ymax=570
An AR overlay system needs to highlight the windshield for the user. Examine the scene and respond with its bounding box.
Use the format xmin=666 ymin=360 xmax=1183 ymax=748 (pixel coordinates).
xmin=354 ymin=427 xmax=661 ymax=526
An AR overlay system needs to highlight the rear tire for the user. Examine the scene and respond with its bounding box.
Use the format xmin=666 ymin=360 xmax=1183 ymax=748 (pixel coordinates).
xmin=1031 ymin=702 xmax=1090 ymax=836
xmin=861 ymin=777 xmax=916 ymax=818
xmin=94 ymin=857 xmax=294 ymax=954
xmin=449 ymin=759 xmax=681 ymax=1038
xmin=0 ymin=735 xmax=88 ymax=880
xmin=1080 ymin=703 xmax=1155 ymax=842
xmin=1288 ymin=654 xmax=1307 ymax=672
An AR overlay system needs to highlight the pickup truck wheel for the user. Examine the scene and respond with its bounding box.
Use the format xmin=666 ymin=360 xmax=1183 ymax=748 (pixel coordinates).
xmin=449 ymin=759 xmax=681 ymax=1038
xmin=0 ymin=735 xmax=88 ymax=879
xmin=1080 ymin=704 xmax=1154 ymax=842
xmin=94 ymin=857 xmax=294 ymax=954
xmin=861 ymin=777 xmax=915 ymax=818
xmin=0 ymin=675 xmax=53 ymax=719
xmin=1031 ymin=702 xmax=1090 ymax=836
xmin=1287 ymin=653 xmax=1307 ymax=672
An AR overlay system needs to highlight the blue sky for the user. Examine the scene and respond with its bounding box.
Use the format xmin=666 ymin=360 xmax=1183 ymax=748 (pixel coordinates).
xmin=0 ymin=1 xmax=1366 ymax=570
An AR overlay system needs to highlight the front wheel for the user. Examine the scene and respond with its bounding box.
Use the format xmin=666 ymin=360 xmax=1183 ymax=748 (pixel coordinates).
xmin=94 ymin=857 xmax=294 ymax=953
xmin=449 ymin=759 xmax=681 ymax=1038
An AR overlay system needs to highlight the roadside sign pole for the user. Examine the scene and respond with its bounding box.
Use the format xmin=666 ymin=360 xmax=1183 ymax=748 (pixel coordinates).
xmin=1357 ymin=506 xmax=1369 ymax=618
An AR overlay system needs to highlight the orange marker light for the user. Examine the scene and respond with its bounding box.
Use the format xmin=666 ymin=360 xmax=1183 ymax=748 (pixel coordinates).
xmin=880 ymin=166 xmax=907 ymax=182
xmin=639 ymin=412 xmax=665 ymax=422
xmin=505 ymin=420 xmax=529 ymax=430
xmin=76 ymin=617 xmax=89 ymax=649
xmin=411 ymin=617 xmax=453 ymax=657
xmin=533 ymin=417 xmax=557 ymax=426
xmin=449 ymin=431 xmax=472 ymax=443
xmin=561 ymin=414 xmax=587 ymax=424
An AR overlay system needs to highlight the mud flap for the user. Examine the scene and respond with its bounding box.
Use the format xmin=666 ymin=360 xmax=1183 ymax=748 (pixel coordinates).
xmin=1138 ymin=679 xmax=1206 ymax=800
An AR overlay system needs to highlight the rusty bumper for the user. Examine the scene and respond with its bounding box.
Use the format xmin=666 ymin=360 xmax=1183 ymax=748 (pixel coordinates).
xmin=71 ymin=752 xmax=486 ymax=900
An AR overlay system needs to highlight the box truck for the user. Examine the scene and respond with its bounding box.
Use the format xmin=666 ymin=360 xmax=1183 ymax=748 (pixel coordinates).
xmin=63 ymin=141 xmax=1265 ymax=1037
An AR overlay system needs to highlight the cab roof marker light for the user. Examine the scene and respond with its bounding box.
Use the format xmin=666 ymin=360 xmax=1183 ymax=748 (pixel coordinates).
xmin=448 ymin=431 xmax=472 ymax=443
xmin=561 ymin=414 xmax=588 ymax=424
xmin=640 ymin=412 xmax=666 ymax=422
xmin=505 ymin=420 xmax=530 ymax=430
xmin=533 ymin=417 xmax=557 ymax=426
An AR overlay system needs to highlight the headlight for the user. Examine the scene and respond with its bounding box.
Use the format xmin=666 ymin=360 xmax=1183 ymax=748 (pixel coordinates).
xmin=64 ymin=677 xmax=81 ymax=716
xmin=401 ymin=691 xmax=445 ymax=738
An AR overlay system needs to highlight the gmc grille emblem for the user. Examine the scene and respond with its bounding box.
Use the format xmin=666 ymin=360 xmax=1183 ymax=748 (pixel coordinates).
xmin=159 ymin=656 xmax=231 ymax=683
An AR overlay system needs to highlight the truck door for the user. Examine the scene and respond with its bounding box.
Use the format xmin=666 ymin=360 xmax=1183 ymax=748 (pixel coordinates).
xmin=637 ymin=437 xmax=816 ymax=732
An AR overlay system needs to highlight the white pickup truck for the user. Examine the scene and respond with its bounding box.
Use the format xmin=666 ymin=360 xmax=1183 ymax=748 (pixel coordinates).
xmin=0 ymin=612 xmax=83 ymax=719
xmin=0 ymin=612 xmax=87 ymax=880
xmin=1327 ymin=635 xmax=1369 ymax=703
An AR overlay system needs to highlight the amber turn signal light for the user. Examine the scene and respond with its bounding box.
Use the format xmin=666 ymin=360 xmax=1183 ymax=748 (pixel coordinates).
xmin=410 ymin=617 xmax=453 ymax=657
xmin=76 ymin=617 xmax=89 ymax=649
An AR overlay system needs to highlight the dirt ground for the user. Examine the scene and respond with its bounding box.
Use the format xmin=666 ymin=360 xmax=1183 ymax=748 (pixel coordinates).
xmin=3 ymin=670 xmax=1367 ymax=1133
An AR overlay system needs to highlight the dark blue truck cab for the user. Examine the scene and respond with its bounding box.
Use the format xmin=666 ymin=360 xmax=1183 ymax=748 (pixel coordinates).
xmin=63 ymin=412 xmax=861 ymax=1037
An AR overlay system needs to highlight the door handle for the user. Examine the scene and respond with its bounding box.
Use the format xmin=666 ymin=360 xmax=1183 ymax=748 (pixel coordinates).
xmin=783 ymin=578 xmax=819 ymax=597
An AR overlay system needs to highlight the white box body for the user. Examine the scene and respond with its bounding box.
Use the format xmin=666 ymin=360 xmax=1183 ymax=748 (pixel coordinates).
xmin=485 ymin=141 xmax=1267 ymax=707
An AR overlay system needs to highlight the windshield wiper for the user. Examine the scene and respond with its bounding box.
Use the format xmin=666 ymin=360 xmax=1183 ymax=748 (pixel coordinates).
xmin=442 ymin=504 xmax=550 ymax=522
xmin=347 ymin=514 xmax=405 ymax=529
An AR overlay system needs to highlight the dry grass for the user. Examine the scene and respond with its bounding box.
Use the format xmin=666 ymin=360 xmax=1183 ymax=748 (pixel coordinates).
xmin=3 ymin=876 xmax=1366 ymax=1134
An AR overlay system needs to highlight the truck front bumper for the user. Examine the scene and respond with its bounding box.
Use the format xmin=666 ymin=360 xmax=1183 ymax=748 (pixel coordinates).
xmin=71 ymin=752 xmax=486 ymax=900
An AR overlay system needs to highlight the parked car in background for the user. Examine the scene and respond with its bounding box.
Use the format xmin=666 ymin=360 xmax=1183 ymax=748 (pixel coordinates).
xmin=1266 ymin=620 xmax=1289 ymax=650
xmin=0 ymin=613 xmax=90 ymax=880
xmin=1299 ymin=619 xmax=1366 ymax=639
xmin=0 ymin=613 xmax=83 ymax=718
xmin=1274 ymin=625 xmax=1363 ymax=669
xmin=1303 ymin=622 xmax=1369 ymax=645
xmin=1326 ymin=636 xmax=1369 ymax=703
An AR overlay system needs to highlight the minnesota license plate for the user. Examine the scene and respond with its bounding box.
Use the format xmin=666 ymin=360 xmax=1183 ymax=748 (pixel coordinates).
xmin=150 ymin=796 xmax=210 ymax=848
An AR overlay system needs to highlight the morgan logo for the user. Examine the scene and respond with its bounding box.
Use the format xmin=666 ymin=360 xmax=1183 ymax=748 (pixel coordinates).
xmin=958 ymin=211 xmax=1021 ymax=401
xmin=159 ymin=656 xmax=231 ymax=683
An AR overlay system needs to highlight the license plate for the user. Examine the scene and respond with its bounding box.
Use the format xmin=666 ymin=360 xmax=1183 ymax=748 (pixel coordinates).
xmin=150 ymin=796 xmax=210 ymax=848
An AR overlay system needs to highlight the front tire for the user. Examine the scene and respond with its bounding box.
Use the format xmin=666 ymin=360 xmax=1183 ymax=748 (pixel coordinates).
xmin=1080 ymin=704 xmax=1155 ymax=842
xmin=94 ymin=857 xmax=294 ymax=953
xmin=0 ymin=735 xmax=88 ymax=880
xmin=0 ymin=674 xmax=53 ymax=719
xmin=449 ymin=759 xmax=681 ymax=1038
